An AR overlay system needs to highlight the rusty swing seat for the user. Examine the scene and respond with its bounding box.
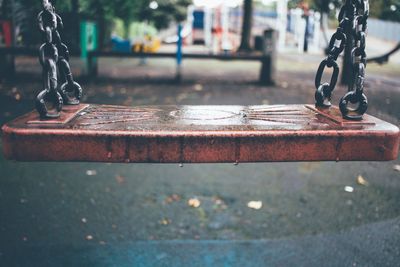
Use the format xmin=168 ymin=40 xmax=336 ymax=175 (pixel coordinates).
xmin=2 ymin=103 xmax=399 ymax=163
xmin=2 ymin=0 xmax=399 ymax=164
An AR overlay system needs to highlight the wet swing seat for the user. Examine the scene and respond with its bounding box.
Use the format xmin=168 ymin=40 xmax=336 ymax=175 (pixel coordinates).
xmin=2 ymin=103 xmax=399 ymax=163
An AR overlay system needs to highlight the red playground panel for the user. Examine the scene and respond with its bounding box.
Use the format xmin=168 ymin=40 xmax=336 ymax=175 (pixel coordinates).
xmin=0 ymin=20 xmax=12 ymax=47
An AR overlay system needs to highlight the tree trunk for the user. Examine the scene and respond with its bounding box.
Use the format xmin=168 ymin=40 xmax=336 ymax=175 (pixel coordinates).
xmin=239 ymin=0 xmax=253 ymax=51
xmin=71 ymin=0 xmax=79 ymax=14
xmin=94 ymin=0 xmax=106 ymax=49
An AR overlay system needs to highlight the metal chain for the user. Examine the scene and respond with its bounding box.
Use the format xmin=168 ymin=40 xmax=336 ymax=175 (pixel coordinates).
xmin=36 ymin=0 xmax=82 ymax=119
xmin=314 ymin=0 xmax=369 ymax=120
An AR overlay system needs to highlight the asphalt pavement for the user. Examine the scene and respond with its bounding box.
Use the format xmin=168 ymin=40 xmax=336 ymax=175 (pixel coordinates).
xmin=0 ymin=50 xmax=399 ymax=266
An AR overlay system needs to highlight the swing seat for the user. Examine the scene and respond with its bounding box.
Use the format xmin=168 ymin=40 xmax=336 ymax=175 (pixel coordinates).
xmin=2 ymin=104 xmax=399 ymax=163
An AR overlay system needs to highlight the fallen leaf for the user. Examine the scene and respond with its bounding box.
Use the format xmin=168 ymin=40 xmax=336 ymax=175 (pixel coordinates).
xmin=188 ymin=198 xmax=201 ymax=208
xmin=165 ymin=194 xmax=181 ymax=204
xmin=165 ymin=196 xmax=174 ymax=204
xmin=214 ymin=197 xmax=222 ymax=205
xmin=247 ymin=201 xmax=263 ymax=210
xmin=393 ymin=165 xmax=400 ymax=172
xmin=115 ymin=175 xmax=125 ymax=184
xmin=344 ymin=186 xmax=354 ymax=193
xmin=86 ymin=170 xmax=97 ymax=176
xmin=357 ymin=175 xmax=369 ymax=186
xmin=171 ymin=194 xmax=181 ymax=201
xmin=159 ymin=218 xmax=171 ymax=225
xmin=194 ymin=84 xmax=203 ymax=91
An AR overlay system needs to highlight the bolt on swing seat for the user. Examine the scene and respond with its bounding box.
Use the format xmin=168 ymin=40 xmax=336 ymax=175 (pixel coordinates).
xmin=1 ymin=0 xmax=399 ymax=163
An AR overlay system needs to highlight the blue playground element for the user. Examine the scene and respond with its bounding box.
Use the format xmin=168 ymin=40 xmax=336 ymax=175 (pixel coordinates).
xmin=193 ymin=10 xmax=205 ymax=29
xmin=111 ymin=36 xmax=131 ymax=53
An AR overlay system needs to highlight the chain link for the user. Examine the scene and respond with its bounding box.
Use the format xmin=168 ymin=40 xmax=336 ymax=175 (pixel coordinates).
xmin=314 ymin=0 xmax=369 ymax=120
xmin=36 ymin=0 xmax=82 ymax=119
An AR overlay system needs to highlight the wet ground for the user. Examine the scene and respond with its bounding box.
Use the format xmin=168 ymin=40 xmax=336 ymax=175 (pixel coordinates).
xmin=0 ymin=51 xmax=399 ymax=266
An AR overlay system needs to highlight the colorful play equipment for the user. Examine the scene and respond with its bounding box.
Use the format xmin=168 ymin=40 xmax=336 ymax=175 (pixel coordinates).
xmin=80 ymin=21 xmax=98 ymax=60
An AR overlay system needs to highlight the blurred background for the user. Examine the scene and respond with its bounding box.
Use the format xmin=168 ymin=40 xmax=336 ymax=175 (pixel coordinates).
xmin=0 ymin=0 xmax=399 ymax=266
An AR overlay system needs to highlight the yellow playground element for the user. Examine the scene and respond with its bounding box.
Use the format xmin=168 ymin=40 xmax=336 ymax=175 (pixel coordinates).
xmin=132 ymin=35 xmax=161 ymax=53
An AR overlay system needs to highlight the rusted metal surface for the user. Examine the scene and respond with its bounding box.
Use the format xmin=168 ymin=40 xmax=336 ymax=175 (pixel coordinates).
xmin=305 ymin=105 xmax=375 ymax=126
xmin=2 ymin=104 xmax=399 ymax=163
xmin=27 ymin=104 xmax=89 ymax=125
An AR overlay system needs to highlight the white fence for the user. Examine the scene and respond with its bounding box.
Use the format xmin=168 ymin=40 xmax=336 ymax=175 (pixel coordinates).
xmin=287 ymin=9 xmax=321 ymax=52
xmin=367 ymin=18 xmax=400 ymax=42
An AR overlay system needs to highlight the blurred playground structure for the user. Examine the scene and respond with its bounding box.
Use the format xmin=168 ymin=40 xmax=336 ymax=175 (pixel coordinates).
xmin=111 ymin=22 xmax=161 ymax=53
xmin=1 ymin=0 xmax=400 ymax=80
xmin=181 ymin=0 xmax=400 ymax=53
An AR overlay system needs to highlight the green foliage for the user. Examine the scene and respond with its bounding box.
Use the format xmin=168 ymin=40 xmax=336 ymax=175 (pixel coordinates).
xmin=288 ymin=0 xmax=400 ymax=22
xmin=372 ymin=0 xmax=400 ymax=22
xmin=79 ymin=0 xmax=191 ymax=30
xmin=312 ymin=0 xmax=341 ymax=13
xmin=129 ymin=22 xmax=157 ymax=38
xmin=136 ymin=0 xmax=192 ymax=29
xmin=0 ymin=0 xmax=192 ymax=46
xmin=111 ymin=19 xmax=158 ymax=39
xmin=288 ymin=0 xmax=340 ymax=13
xmin=112 ymin=18 xmax=125 ymax=38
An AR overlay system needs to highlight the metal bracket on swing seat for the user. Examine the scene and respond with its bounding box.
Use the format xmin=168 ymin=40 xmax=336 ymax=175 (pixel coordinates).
xmin=26 ymin=104 xmax=89 ymax=125
xmin=1 ymin=104 xmax=399 ymax=163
